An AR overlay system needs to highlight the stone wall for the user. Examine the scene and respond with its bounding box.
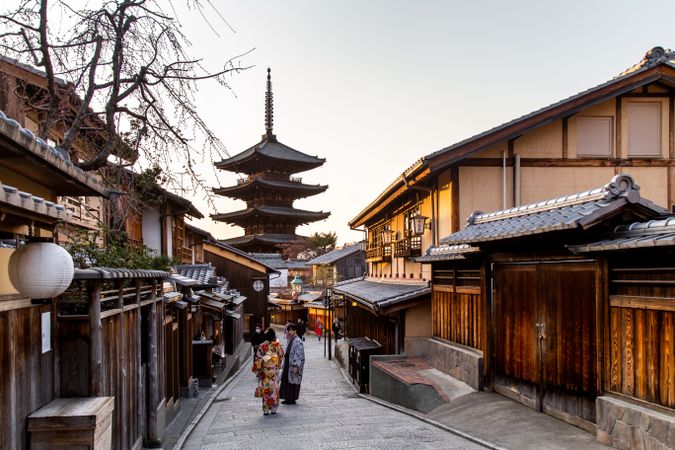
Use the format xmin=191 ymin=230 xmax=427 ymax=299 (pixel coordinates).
xmin=405 ymin=337 xmax=483 ymax=390
xmin=596 ymin=395 xmax=675 ymax=450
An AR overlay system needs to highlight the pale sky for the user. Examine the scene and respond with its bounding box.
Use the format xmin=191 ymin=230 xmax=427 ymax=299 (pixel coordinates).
xmin=11 ymin=0 xmax=675 ymax=245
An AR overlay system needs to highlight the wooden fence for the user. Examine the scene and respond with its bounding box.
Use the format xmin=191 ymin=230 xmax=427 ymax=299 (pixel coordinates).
xmin=608 ymin=266 xmax=675 ymax=408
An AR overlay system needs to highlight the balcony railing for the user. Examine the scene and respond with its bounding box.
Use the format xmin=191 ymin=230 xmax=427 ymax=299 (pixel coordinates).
xmin=393 ymin=236 xmax=422 ymax=258
xmin=365 ymin=244 xmax=392 ymax=262
xmin=60 ymin=196 xmax=103 ymax=229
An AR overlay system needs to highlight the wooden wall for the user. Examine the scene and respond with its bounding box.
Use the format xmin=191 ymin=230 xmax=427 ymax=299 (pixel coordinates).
xmin=204 ymin=250 xmax=268 ymax=334
xmin=608 ymin=265 xmax=675 ymax=408
xmin=0 ymin=299 xmax=55 ymax=450
xmin=346 ymin=303 xmax=397 ymax=354
xmin=431 ymin=264 xmax=486 ymax=352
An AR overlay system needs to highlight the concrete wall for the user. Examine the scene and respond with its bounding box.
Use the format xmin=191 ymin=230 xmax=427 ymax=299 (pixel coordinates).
xmin=405 ymin=337 xmax=483 ymax=390
xmin=596 ymin=395 xmax=675 ymax=450
xmin=369 ymin=355 xmax=445 ymax=413
xmin=404 ymin=302 xmax=431 ymax=337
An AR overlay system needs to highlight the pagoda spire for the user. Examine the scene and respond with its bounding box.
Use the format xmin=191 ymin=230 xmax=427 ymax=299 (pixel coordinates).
xmin=264 ymin=68 xmax=275 ymax=140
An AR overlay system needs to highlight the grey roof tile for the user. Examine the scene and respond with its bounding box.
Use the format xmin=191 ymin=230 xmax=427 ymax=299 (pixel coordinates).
xmin=333 ymin=277 xmax=430 ymax=312
xmin=569 ymin=215 xmax=675 ymax=253
xmin=308 ymin=243 xmax=362 ymax=265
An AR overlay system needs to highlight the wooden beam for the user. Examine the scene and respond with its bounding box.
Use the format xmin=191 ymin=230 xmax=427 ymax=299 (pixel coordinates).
xmin=146 ymin=279 xmax=161 ymax=446
xmin=562 ymin=117 xmax=568 ymax=159
xmin=610 ymin=295 xmax=675 ymax=312
xmin=616 ymin=96 xmax=622 ymax=158
xmin=451 ymin=166 xmax=459 ymax=233
xmin=117 ymin=281 xmax=126 ymax=449
xmin=458 ymin=157 xmax=675 ymax=167
xmin=670 ymin=94 xmax=675 ymax=160
xmin=89 ymin=280 xmax=103 ymax=397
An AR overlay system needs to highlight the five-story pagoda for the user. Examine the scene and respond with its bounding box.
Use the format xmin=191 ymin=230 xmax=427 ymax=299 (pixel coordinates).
xmin=212 ymin=69 xmax=330 ymax=252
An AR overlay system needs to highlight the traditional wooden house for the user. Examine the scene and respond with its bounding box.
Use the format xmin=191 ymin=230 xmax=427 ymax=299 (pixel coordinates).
xmin=0 ymin=109 xmax=112 ymax=449
xmin=348 ymin=46 xmax=675 ymax=357
xmin=308 ymin=243 xmax=366 ymax=287
xmin=201 ymin=240 xmax=279 ymax=336
xmin=212 ymin=69 xmax=329 ymax=253
xmin=415 ymin=174 xmax=673 ymax=447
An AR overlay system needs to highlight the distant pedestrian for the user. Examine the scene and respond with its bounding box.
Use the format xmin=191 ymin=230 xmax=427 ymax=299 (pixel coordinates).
xmin=251 ymin=328 xmax=284 ymax=415
xmin=296 ymin=318 xmax=307 ymax=341
xmin=250 ymin=324 xmax=264 ymax=356
xmin=332 ymin=318 xmax=342 ymax=342
xmin=280 ymin=323 xmax=305 ymax=405
xmin=315 ymin=318 xmax=324 ymax=341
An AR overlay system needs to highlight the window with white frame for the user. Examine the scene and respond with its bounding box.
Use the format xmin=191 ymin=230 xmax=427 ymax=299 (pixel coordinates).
xmin=576 ymin=116 xmax=613 ymax=157
xmin=627 ymin=102 xmax=662 ymax=157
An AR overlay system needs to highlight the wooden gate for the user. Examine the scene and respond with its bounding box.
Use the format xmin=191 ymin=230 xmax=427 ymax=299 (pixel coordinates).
xmin=493 ymin=261 xmax=598 ymax=431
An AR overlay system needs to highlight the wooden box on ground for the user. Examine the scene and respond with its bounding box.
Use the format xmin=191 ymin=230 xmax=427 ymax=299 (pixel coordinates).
xmin=348 ymin=337 xmax=382 ymax=393
xmin=27 ymin=397 xmax=114 ymax=450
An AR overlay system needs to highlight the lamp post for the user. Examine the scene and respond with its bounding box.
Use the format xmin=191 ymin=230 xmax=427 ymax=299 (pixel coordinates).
xmin=325 ymin=287 xmax=333 ymax=360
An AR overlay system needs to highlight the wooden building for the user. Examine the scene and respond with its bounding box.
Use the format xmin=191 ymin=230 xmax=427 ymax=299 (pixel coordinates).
xmin=348 ymin=46 xmax=675 ymax=360
xmin=212 ymin=69 xmax=329 ymax=253
xmin=308 ymin=243 xmax=366 ymax=288
xmin=201 ymin=240 xmax=278 ymax=336
xmin=418 ymin=174 xmax=674 ymax=447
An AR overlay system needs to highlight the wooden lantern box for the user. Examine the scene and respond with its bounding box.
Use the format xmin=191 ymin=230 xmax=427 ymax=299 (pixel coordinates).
xmin=27 ymin=397 xmax=114 ymax=450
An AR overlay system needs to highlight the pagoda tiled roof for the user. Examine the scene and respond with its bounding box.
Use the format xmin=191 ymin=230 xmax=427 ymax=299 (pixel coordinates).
xmin=219 ymin=233 xmax=304 ymax=248
xmin=213 ymin=177 xmax=327 ymax=199
xmin=214 ymin=135 xmax=325 ymax=174
xmin=211 ymin=206 xmax=329 ymax=224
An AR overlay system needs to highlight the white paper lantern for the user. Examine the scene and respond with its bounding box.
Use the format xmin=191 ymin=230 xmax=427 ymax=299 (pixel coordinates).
xmin=8 ymin=242 xmax=75 ymax=298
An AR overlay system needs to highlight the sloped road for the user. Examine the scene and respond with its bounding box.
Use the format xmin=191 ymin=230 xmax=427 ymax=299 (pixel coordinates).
xmin=180 ymin=333 xmax=484 ymax=450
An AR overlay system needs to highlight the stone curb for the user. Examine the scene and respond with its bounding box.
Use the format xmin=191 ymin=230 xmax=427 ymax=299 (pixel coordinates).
xmin=172 ymin=353 xmax=253 ymax=450
xmin=333 ymin=358 xmax=506 ymax=450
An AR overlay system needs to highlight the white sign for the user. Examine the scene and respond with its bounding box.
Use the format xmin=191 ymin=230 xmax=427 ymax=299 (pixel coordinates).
xmin=41 ymin=311 xmax=51 ymax=353
xmin=269 ymin=269 xmax=288 ymax=289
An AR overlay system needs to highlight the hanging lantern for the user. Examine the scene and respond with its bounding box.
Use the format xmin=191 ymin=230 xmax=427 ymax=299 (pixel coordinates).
xmin=8 ymin=242 xmax=75 ymax=299
xmin=290 ymin=275 xmax=303 ymax=294
xmin=411 ymin=214 xmax=429 ymax=236
xmin=382 ymin=229 xmax=393 ymax=244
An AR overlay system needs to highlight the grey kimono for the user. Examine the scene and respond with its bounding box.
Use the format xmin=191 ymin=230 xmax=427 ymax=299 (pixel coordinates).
xmin=280 ymin=334 xmax=305 ymax=401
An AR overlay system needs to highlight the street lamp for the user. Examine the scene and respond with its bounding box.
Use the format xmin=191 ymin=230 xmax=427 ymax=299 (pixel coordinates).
xmin=411 ymin=214 xmax=429 ymax=236
xmin=324 ymin=287 xmax=333 ymax=360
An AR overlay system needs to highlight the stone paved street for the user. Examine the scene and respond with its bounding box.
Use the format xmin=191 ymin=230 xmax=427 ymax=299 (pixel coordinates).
xmin=180 ymin=333 xmax=485 ymax=450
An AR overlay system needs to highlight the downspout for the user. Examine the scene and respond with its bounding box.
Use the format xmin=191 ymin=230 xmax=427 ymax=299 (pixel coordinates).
xmin=502 ymin=150 xmax=507 ymax=209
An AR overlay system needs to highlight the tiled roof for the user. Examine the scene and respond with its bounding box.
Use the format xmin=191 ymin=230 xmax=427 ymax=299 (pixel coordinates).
xmin=220 ymin=233 xmax=302 ymax=247
xmin=202 ymin=239 xmax=279 ymax=274
xmin=618 ymin=46 xmax=675 ymax=76
xmin=214 ymin=178 xmax=328 ymax=196
xmin=308 ymin=243 xmax=362 ymax=265
xmin=174 ymin=264 xmax=216 ymax=285
xmin=0 ymin=183 xmax=71 ymax=222
xmin=247 ymin=253 xmax=309 ymax=270
xmin=74 ymin=268 xmax=169 ymax=279
xmin=414 ymin=244 xmax=480 ymax=263
xmin=211 ymin=206 xmax=329 ymax=222
xmin=0 ymin=110 xmax=110 ymax=197
xmin=333 ymin=276 xmax=430 ymax=312
xmin=215 ymin=136 xmax=325 ymax=169
xmin=440 ymin=175 xmax=665 ymax=246
xmin=569 ymin=216 xmax=675 ymax=253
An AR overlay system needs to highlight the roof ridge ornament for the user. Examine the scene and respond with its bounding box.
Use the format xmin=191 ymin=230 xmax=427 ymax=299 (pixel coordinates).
xmin=603 ymin=174 xmax=640 ymax=203
xmin=264 ymin=67 xmax=276 ymax=141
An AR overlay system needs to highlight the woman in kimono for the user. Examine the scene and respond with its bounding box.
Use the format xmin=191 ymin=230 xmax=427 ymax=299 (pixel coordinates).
xmin=280 ymin=323 xmax=305 ymax=405
xmin=251 ymin=328 xmax=284 ymax=415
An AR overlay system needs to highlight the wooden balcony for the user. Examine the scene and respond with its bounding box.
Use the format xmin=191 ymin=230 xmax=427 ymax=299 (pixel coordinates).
xmin=365 ymin=245 xmax=392 ymax=262
xmin=393 ymin=236 xmax=422 ymax=258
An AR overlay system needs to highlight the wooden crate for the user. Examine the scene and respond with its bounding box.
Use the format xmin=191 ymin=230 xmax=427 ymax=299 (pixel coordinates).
xmin=28 ymin=397 xmax=114 ymax=450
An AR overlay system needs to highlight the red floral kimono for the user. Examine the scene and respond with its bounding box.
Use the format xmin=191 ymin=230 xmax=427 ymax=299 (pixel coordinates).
xmin=251 ymin=340 xmax=284 ymax=414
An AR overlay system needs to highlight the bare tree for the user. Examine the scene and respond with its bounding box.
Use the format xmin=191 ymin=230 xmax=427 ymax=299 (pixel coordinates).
xmin=0 ymin=0 xmax=251 ymax=191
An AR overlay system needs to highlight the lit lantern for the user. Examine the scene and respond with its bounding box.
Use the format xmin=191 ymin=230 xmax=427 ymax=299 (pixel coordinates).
xmin=411 ymin=214 xmax=429 ymax=236
xmin=8 ymin=242 xmax=75 ymax=298
xmin=381 ymin=229 xmax=393 ymax=244
xmin=290 ymin=275 xmax=303 ymax=294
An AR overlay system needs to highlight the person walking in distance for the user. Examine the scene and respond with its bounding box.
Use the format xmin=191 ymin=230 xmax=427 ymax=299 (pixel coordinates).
xmin=332 ymin=318 xmax=342 ymax=343
xmin=250 ymin=324 xmax=264 ymax=357
xmin=296 ymin=317 xmax=306 ymax=341
xmin=315 ymin=318 xmax=324 ymax=341
xmin=251 ymin=328 xmax=284 ymax=415
xmin=280 ymin=323 xmax=305 ymax=405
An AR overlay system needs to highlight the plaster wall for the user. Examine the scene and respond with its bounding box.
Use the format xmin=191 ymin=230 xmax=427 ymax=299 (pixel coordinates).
xmin=142 ymin=206 xmax=161 ymax=255
xmin=519 ymin=166 xmax=616 ymax=205
xmin=437 ymin=168 xmax=453 ymax=239
xmin=618 ymin=167 xmax=669 ymax=207
xmin=405 ymin=301 xmax=431 ymax=337
xmin=0 ymin=248 xmax=18 ymax=295
xmin=513 ymin=121 xmax=563 ymax=158
xmin=459 ymin=166 xmax=512 ymax=230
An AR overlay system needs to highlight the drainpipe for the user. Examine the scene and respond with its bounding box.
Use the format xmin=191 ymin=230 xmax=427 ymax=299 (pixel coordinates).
xmin=502 ymin=150 xmax=507 ymax=209
xmin=514 ymin=153 xmax=521 ymax=207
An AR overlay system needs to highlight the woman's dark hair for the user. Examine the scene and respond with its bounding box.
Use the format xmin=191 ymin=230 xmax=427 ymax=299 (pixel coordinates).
xmin=264 ymin=328 xmax=276 ymax=342
xmin=287 ymin=323 xmax=298 ymax=332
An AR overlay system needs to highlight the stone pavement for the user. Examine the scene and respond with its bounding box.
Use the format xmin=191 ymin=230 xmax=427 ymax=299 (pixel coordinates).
xmin=178 ymin=332 xmax=487 ymax=450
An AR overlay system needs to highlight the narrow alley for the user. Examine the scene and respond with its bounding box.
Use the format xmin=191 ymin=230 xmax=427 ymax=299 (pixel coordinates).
xmin=179 ymin=332 xmax=486 ymax=450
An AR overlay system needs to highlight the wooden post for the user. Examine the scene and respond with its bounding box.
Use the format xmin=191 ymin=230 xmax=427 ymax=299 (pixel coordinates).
xmin=89 ymin=280 xmax=103 ymax=397
xmin=117 ymin=280 xmax=127 ymax=449
xmin=145 ymin=279 xmax=161 ymax=447
xmin=135 ymin=278 xmax=144 ymax=440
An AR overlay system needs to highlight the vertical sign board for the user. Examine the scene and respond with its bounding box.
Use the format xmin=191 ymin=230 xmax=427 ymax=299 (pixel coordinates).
xmin=41 ymin=311 xmax=51 ymax=353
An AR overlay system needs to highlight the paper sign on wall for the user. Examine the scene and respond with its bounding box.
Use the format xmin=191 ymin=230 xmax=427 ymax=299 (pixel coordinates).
xmin=41 ymin=311 xmax=51 ymax=353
